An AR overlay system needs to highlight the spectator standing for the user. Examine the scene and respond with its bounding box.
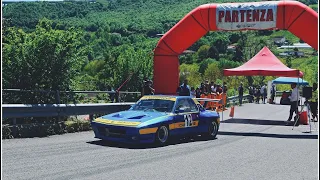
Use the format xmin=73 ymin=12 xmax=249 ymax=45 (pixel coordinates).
xmin=310 ymin=83 xmax=318 ymax=122
xmin=190 ymin=87 xmax=196 ymax=97
xmin=200 ymin=82 xmax=206 ymax=95
xmin=179 ymin=79 xmax=191 ymax=96
xmin=210 ymin=82 xmax=216 ymax=93
xmin=142 ymin=79 xmax=155 ymax=96
xmin=195 ymin=87 xmax=201 ymax=98
xmin=216 ymin=84 xmax=223 ymax=94
xmin=205 ymin=80 xmax=210 ymax=94
xmin=238 ymin=83 xmax=244 ymax=106
xmin=261 ymin=84 xmax=267 ymax=104
xmin=287 ymin=83 xmax=299 ymax=122
xmin=256 ymin=86 xmax=261 ymax=104
xmin=270 ymin=84 xmax=276 ymax=104
xmin=222 ymin=82 xmax=228 ymax=94
xmin=248 ymin=86 xmax=254 ymax=103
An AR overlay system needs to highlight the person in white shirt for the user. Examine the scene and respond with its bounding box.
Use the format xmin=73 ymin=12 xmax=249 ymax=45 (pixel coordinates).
xmin=210 ymin=82 xmax=216 ymax=93
xmin=287 ymin=83 xmax=299 ymax=122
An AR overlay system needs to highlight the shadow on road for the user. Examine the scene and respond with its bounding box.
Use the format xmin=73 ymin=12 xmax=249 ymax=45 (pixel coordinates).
xmin=86 ymin=135 xmax=216 ymax=149
xmin=218 ymin=131 xmax=318 ymax=139
xmin=221 ymin=118 xmax=293 ymax=126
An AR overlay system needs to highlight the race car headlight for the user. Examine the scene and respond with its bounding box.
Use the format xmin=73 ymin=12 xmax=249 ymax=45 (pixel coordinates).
xmin=139 ymin=127 xmax=158 ymax=135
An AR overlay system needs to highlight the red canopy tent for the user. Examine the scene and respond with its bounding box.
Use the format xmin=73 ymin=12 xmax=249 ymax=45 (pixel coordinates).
xmin=223 ymin=46 xmax=303 ymax=77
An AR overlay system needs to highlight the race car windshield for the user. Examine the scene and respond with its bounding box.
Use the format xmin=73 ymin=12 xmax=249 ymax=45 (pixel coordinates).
xmin=131 ymin=99 xmax=175 ymax=113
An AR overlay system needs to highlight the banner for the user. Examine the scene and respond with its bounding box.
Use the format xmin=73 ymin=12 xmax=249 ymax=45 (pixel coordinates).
xmin=216 ymin=2 xmax=278 ymax=30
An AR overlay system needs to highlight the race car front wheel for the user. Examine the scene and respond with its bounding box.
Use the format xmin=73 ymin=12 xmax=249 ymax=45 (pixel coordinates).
xmin=207 ymin=119 xmax=219 ymax=139
xmin=156 ymin=125 xmax=169 ymax=145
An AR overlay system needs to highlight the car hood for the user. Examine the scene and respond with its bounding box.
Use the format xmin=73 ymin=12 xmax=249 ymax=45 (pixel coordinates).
xmin=98 ymin=110 xmax=170 ymax=123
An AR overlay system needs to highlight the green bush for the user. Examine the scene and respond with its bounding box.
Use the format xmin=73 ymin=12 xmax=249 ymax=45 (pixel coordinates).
xmin=2 ymin=125 xmax=13 ymax=139
xmin=64 ymin=120 xmax=92 ymax=133
xmin=96 ymin=93 xmax=110 ymax=101
xmin=2 ymin=119 xmax=92 ymax=139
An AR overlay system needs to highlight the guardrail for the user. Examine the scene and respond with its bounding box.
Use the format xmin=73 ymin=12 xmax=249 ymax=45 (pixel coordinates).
xmin=0 ymin=93 xmax=251 ymax=137
xmin=2 ymin=89 xmax=141 ymax=104
xmin=2 ymin=102 xmax=135 ymax=119
xmin=2 ymin=94 xmax=249 ymax=119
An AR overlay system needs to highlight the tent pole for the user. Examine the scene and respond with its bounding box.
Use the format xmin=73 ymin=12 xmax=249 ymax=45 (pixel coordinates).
xmin=234 ymin=76 xmax=237 ymax=107
xmin=222 ymin=76 xmax=224 ymax=121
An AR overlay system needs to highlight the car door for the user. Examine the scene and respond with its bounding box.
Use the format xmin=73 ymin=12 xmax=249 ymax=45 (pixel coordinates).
xmin=172 ymin=98 xmax=200 ymax=135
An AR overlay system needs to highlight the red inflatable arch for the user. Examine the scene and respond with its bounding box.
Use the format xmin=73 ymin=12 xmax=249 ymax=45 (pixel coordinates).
xmin=153 ymin=1 xmax=318 ymax=94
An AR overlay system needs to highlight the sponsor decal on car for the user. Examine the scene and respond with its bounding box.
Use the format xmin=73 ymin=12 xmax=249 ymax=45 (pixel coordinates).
xmin=94 ymin=118 xmax=141 ymax=127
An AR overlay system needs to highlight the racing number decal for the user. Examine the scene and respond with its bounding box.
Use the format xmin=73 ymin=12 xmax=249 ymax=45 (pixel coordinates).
xmin=184 ymin=114 xmax=193 ymax=127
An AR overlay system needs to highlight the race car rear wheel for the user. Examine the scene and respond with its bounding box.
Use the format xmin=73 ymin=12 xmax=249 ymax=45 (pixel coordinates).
xmin=156 ymin=125 xmax=169 ymax=145
xmin=207 ymin=119 xmax=219 ymax=139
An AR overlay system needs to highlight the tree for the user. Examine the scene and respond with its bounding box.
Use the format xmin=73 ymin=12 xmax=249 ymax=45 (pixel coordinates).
xmin=199 ymin=58 xmax=216 ymax=74
xmin=208 ymin=33 xmax=230 ymax=53
xmin=179 ymin=64 xmax=201 ymax=88
xmin=2 ymin=18 xmax=87 ymax=103
xmin=111 ymin=46 xmax=153 ymax=91
xmin=179 ymin=53 xmax=196 ymax=64
xmin=196 ymin=45 xmax=210 ymax=62
xmin=233 ymin=46 xmax=244 ymax=62
xmin=203 ymin=62 xmax=221 ymax=83
xmin=228 ymin=33 xmax=241 ymax=44
xmin=208 ymin=45 xmax=219 ymax=60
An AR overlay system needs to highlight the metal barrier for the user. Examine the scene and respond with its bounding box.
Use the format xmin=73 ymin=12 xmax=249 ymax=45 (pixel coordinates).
xmin=0 ymin=93 xmax=250 ymax=138
xmin=2 ymin=94 xmax=249 ymax=118
xmin=2 ymin=89 xmax=141 ymax=104
xmin=226 ymin=94 xmax=250 ymax=104
xmin=2 ymin=103 xmax=135 ymax=119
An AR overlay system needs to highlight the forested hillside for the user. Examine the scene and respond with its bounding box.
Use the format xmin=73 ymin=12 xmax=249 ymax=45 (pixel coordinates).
xmin=2 ymin=0 xmax=318 ymax=103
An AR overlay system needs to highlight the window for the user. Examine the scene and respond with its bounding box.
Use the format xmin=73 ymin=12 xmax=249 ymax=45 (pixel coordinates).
xmin=131 ymin=99 xmax=174 ymax=112
xmin=175 ymin=98 xmax=199 ymax=113
xmin=187 ymin=99 xmax=199 ymax=112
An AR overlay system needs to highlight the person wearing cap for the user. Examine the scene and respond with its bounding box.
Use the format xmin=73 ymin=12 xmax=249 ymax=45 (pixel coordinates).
xmin=287 ymin=83 xmax=299 ymax=122
xmin=141 ymin=79 xmax=155 ymax=96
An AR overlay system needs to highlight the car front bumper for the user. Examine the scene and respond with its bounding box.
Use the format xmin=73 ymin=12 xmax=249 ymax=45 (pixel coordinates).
xmin=91 ymin=122 xmax=156 ymax=144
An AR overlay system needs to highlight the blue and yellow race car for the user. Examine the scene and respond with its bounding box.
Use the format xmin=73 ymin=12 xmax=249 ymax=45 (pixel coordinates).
xmin=91 ymin=95 xmax=220 ymax=145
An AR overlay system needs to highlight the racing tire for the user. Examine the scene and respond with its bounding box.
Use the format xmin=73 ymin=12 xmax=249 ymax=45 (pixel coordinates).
xmin=206 ymin=119 xmax=219 ymax=139
xmin=155 ymin=125 xmax=170 ymax=146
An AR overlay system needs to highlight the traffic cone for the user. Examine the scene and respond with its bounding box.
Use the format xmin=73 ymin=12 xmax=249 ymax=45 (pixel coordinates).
xmin=229 ymin=106 xmax=235 ymax=118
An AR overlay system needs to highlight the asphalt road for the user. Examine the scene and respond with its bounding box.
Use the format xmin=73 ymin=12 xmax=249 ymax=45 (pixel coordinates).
xmin=2 ymin=102 xmax=319 ymax=180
